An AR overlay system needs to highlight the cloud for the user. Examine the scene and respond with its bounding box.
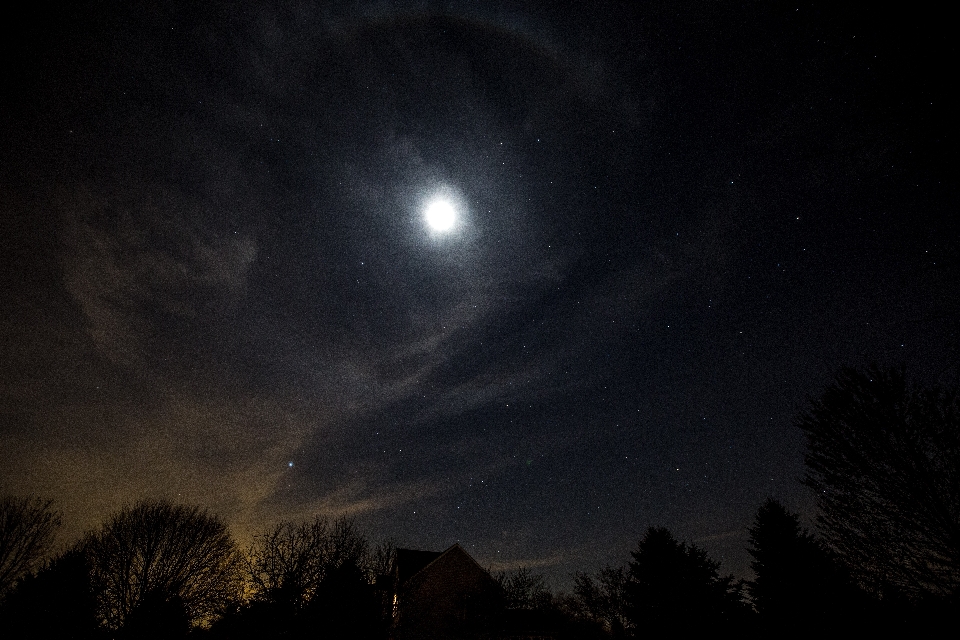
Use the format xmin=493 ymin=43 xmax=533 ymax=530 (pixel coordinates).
xmin=59 ymin=187 xmax=257 ymax=370
xmin=0 ymin=388 xmax=311 ymax=544
xmin=296 ymin=479 xmax=443 ymax=520
xmin=485 ymin=551 xmax=573 ymax=573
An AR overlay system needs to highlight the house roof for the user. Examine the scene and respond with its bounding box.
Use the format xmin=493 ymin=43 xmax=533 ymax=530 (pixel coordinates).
xmin=394 ymin=543 xmax=489 ymax=587
xmin=393 ymin=547 xmax=443 ymax=587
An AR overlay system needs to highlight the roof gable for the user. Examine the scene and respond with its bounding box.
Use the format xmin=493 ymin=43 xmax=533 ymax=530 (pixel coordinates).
xmin=406 ymin=543 xmax=495 ymax=591
xmin=394 ymin=548 xmax=443 ymax=587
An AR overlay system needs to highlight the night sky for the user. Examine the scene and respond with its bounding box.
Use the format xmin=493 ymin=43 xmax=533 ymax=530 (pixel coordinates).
xmin=2 ymin=1 xmax=956 ymax=589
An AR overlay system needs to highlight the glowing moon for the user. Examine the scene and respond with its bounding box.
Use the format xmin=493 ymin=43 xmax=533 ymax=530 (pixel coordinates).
xmin=425 ymin=199 xmax=456 ymax=231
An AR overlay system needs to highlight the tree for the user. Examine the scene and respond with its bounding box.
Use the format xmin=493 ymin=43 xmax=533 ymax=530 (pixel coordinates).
xmin=117 ymin=588 xmax=190 ymax=640
xmin=370 ymin=537 xmax=396 ymax=580
xmin=799 ymin=366 xmax=960 ymax=600
xmin=82 ymin=500 xmax=244 ymax=632
xmin=626 ymin=527 xmax=744 ymax=634
xmin=302 ymin=559 xmax=381 ymax=639
xmin=245 ymin=515 xmax=369 ymax=608
xmin=216 ymin=516 xmax=383 ymax=639
xmin=572 ymin=565 xmax=630 ymax=636
xmin=496 ymin=566 xmax=552 ymax=611
xmin=0 ymin=495 xmax=62 ymax=598
xmin=747 ymin=498 xmax=856 ymax=630
xmin=0 ymin=548 xmax=103 ymax=639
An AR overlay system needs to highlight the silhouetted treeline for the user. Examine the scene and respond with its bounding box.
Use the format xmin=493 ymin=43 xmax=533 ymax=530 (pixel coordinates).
xmin=2 ymin=365 xmax=958 ymax=637
xmin=565 ymin=365 xmax=959 ymax=636
xmin=570 ymin=526 xmax=749 ymax=637
xmin=208 ymin=517 xmax=388 ymax=640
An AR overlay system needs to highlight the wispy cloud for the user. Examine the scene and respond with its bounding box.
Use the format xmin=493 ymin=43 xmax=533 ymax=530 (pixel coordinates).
xmin=486 ymin=550 xmax=574 ymax=573
xmin=60 ymin=187 xmax=257 ymax=370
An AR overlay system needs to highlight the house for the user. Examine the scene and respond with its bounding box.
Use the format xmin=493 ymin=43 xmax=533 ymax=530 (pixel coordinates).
xmin=388 ymin=543 xmax=502 ymax=639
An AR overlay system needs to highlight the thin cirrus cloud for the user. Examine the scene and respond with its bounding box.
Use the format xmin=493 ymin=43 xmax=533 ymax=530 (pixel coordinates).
xmin=60 ymin=187 xmax=257 ymax=371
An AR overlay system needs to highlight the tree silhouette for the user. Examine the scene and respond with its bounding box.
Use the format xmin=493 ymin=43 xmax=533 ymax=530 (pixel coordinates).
xmin=0 ymin=495 xmax=62 ymax=597
xmin=799 ymin=366 xmax=960 ymax=600
xmin=626 ymin=526 xmax=744 ymax=634
xmin=82 ymin=500 xmax=244 ymax=632
xmin=116 ymin=588 xmax=190 ymax=640
xmin=572 ymin=565 xmax=630 ymax=636
xmin=0 ymin=548 xmax=102 ymax=639
xmin=245 ymin=515 xmax=369 ymax=609
xmin=214 ymin=515 xmax=383 ymax=639
xmin=496 ymin=566 xmax=551 ymax=611
xmin=747 ymin=498 xmax=857 ymax=631
xmin=301 ymin=560 xmax=382 ymax=639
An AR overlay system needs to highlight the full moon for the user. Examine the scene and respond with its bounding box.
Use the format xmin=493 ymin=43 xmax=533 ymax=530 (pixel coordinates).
xmin=425 ymin=199 xmax=456 ymax=231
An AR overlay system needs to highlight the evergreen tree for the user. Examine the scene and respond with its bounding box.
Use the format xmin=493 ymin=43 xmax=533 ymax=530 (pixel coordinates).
xmin=747 ymin=498 xmax=853 ymax=631
xmin=626 ymin=527 xmax=744 ymax=634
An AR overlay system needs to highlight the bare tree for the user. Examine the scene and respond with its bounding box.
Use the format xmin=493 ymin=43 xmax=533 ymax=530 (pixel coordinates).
xmin=370 ymin=538 xmax=396 ymax=579
xmin=82 ymin=499 xmax=244 ymax=630
xmin=496 ymin=566 xmax=552 ymax=611
xmin=246 ymin=515 xmax=369 ymax=607
xmin=800 ymin=366 xmax=960 ymax=599
xmin=573 ymin=565 xmax=630 ymax=635
xmin=0 ymin=495 xmax=62 ymax=597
